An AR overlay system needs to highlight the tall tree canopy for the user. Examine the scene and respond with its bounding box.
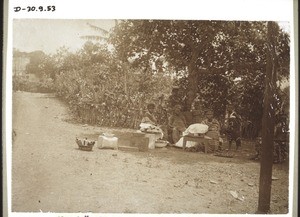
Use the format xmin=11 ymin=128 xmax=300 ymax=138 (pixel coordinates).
xmin=110 ymin=20 xmax=290 ymax=130
xmin=15 ymin=20 xmax=289 ymax=131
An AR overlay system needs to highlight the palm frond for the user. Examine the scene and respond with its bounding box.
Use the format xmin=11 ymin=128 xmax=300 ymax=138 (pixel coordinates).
xmin=80 ymin=35 xmax=108 ymax=41
xmin=87 ymin=22 xmax=109 ymax=36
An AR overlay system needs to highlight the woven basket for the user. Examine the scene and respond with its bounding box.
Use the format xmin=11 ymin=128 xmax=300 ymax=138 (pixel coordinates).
xmin=78 ymin=145 xmax=94 ymax=151
xmin=76 ymin=138 xmax=95 ymax=151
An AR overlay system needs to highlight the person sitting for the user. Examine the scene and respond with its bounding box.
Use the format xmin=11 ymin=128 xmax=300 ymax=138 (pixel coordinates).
xmin=140 ymin=103 xmax=164 ymax=141
xmin=173 ymin=109 xmax=222 ymax=152
xmin=141 ymin=103 xmax=157 ymax=125
xmin=168 ymin=104 xmax=187 ymax=144
xmin=201 ymin=109 xmax=221 ymax=152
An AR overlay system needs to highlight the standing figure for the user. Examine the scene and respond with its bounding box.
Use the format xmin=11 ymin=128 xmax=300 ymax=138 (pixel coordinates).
xmin=225 ymin=105 xmax=242 ymax=151
xmin=156 ymin=95 xmax=169 ymax=140
xmin=168 ymin=104 xmax=187 ymax=144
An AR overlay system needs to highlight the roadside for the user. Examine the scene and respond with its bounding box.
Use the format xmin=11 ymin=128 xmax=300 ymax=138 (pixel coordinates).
xmin=11 ymin=91 xmax=289 ymax=214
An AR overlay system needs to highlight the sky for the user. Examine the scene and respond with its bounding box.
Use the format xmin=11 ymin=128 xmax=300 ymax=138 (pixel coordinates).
xmin=13 ymin=19 xmax=290 ymax=55
xmin=13 ymin=19 xmax=116 ymax=54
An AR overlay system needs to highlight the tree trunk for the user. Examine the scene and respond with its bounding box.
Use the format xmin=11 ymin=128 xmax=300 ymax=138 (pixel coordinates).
xmin=122 ymin=62 xmax=129 ymax=98
xmin=257 ymin=21 xmax=278 ymax=214
xmin=186 ymin=49 xmax=199 ymax=111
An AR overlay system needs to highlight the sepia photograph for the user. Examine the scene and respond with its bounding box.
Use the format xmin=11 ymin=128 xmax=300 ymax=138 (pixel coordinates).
xmin=4 ymin=0 xmax=297 ymax=216
xmin=11 ymin=18 xmax=292 ymax=214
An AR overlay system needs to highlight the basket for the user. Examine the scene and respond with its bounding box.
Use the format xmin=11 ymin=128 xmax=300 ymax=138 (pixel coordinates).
xmin=155 ymin=140 xmax=169 ymax=148
xmin=79 ymin=145 xmax=94 ymax=151
xmin=76 ymin=138 xmax=95 ymax=151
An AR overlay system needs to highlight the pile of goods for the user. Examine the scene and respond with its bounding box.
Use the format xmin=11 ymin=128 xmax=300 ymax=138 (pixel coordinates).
xmin=139 ymin=123 xmax=162 ymax=134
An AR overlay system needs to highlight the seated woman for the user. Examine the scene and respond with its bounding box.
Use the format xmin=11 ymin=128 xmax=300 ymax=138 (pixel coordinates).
xmin=140 ymin=103 xmax=164 ymax=140
xmin=168 ymin=104 xmax=187 ymax=144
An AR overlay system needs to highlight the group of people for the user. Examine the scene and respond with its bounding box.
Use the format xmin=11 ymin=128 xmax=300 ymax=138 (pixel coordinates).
xmin=140 ymin=100 xmax=289 ymax=163
xmin=141 ymin=102 xmax=242 ymax=152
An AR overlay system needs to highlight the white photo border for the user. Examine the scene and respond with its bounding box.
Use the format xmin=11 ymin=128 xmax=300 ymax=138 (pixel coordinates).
xmin=4 ymin=0 xmax=297 ymax=217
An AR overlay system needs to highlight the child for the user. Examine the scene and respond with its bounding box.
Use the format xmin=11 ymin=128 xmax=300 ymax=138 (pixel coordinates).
xmin=227 ymin=116 xmax=242 ymax=151
xmin=225 ymin=105 xmax=242 ymax=151
xmin=141 ymin=103 xmax=157 ymax=125
xmin=202 ymin=110 xmax=220 ymax=135
xmin=201 ymin=109 xmax=221 ymax=152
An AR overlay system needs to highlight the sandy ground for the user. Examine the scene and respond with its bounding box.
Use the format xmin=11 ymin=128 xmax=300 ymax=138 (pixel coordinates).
xmin=11 ymin=91 xmax=289 ymax=214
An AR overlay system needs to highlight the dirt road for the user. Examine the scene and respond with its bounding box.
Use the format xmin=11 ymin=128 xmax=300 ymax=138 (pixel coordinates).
xmin=11 ymin=91 xmax=289 ymax=214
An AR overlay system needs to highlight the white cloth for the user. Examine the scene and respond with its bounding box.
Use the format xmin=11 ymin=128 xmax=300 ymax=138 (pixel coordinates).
xmin=183 ymin=123 xmax=209 ymax=136
xmin=175 ymin=124 xmax=209 ymax=148
xmin=175 ymin=135 xmax=213 ymax=148
xmin=139 ymin=123 xmax=163 ymax=139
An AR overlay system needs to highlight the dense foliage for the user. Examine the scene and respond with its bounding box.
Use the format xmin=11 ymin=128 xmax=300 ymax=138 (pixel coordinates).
xmin=23 ymin=42 xmax=173 ymax=128
xmin=110 ymin=20 xmax=290 ymax=134
xmin=13 ymin=75 xmax=54 ymax=93
xmin=13 ymin=20 xmax=290 ymax=135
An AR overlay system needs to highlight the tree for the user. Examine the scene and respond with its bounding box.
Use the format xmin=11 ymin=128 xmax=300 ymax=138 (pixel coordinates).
xmin=35 ymin=20 xmax=289 ymax=130
xmin=80 ymin=22 xmax=110 ymax=42
xmin=110 ymin=20 xmax=290 ymax=129
xmin=111 ymin=20 xmax=223 ymax=110
xmin=257 ymin=21 xmax=279 ymax=214
xmin=111 ymin=21 xmax=229 ymax=111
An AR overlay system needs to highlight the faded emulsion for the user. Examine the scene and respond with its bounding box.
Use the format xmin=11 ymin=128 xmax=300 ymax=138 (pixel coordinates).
xmin=11 ymin=19 xmax=290 ymax=214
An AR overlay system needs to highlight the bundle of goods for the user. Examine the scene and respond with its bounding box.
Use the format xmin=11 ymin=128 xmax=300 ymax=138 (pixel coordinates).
xmin=139 ymin=123 xmax=162 ymax=134
xmin=97 ymin=133 xmax=118 ymax=150
xmin=175 ymin=124 xmax=209 ymax=148
xmin=184 ymin=123 xmax=209 ymax=136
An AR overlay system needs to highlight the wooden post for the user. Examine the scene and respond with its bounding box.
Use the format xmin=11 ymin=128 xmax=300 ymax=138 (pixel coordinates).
xmin=257 ymin=21 xmax=278 ymax=214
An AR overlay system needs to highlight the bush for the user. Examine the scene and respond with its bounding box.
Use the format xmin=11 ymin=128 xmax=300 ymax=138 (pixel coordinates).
xmin=13 ymin=75 xmax=55 ymax=93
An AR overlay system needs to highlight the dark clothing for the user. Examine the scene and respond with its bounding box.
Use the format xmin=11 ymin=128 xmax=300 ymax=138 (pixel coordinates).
xmin=141 ymin=111 xmax=157 ymax=125
xmin=227 ymin=117 xmax=242 ymax=149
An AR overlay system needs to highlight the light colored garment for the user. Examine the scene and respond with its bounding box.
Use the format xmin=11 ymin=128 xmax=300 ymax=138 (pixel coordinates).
xmin=175 ymin=123 xmax=210 ymax=148
xmin=175 ymin=135 xmax=212 ymax=148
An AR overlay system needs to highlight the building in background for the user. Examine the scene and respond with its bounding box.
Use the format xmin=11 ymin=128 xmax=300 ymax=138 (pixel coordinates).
xmin=13 ymin=49 xmax=30 ymax=76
